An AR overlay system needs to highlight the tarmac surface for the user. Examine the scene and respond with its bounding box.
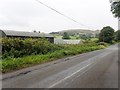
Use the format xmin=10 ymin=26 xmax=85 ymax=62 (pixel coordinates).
xmin=2 ymin=44 xmax=118 ymax=88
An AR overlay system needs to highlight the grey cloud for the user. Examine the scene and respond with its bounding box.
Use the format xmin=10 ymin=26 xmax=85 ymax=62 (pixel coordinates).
xmin=0 ymin=0 xmax=118 ymax=33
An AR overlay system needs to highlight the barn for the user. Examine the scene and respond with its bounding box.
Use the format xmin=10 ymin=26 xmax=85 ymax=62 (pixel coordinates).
xmin=0 ymin=29 xmax=54 ymax=43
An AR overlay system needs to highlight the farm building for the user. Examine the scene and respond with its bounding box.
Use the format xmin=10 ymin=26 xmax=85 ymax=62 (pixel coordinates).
xmin=54 ymin=38 xmax=81 ymax=44
xmin=0 ymin=29 xmax=54 ymax=43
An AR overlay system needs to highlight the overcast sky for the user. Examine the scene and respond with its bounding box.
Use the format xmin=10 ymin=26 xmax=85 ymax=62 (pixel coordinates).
xmin=0 ymin=0 xmax=118 ymax=33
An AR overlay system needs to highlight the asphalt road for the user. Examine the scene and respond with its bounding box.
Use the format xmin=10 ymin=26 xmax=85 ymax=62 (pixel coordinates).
xmin=2 ymin=44 xmax=118 ymax=88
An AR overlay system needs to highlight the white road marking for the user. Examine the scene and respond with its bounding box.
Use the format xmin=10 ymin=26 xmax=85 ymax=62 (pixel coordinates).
xmin=48 ymin=63 xmax=92 ymax=88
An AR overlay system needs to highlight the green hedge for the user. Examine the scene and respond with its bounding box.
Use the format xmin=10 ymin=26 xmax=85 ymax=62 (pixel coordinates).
xmin=2 ymin=38 xmax=63 ymax=59
xmin=1 ymin=38 xmax=108 ymax=73
xmin=1 ymin=42 xmax=106 ymax=73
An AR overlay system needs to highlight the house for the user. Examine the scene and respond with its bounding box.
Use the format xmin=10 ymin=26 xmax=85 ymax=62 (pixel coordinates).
xmin=0 ymin=29 xmax=54 ymax=43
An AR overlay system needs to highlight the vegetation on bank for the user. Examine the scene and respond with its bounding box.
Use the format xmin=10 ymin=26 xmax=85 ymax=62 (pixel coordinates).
xmin=1 ymin=38 xmax=107 ymax=73
xmin=114 ymin=30 xmax=120 ymax=42
xmin=1 ymin=0 xmax=119 ymax=74
xmin=1 ymin=25 xmax=119 ymax=73
xmin=2 ymin=38 xmax=63 ymax=59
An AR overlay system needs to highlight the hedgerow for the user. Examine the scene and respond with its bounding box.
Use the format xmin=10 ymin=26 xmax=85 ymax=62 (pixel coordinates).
xmin=2 ymin=38 xmax=63 ymax=59
xmin=1 ymin=38 xmax=108 ymax=73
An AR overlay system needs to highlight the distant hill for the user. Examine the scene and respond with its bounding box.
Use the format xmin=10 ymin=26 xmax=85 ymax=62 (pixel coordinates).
xmin=50 ymin=29 xmax=100 ymax=35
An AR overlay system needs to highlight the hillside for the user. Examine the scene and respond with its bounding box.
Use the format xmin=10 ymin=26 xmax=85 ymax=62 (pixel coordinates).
xmin=50 ymin=29 xmax=100 ymax=35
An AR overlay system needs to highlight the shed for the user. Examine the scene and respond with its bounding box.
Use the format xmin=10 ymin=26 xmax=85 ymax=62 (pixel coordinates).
xmin=0 ymin=30 xmax=54 ymax=43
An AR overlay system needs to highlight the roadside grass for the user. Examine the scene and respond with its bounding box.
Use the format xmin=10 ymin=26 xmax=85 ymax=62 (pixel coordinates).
xmin=1 ymin=42 xmax=107 ymax=73
xmin=90 ymin=38 xmax=99 ymax=42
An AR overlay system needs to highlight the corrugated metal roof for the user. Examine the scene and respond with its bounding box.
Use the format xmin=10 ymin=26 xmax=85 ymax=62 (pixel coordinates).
xmin=1 ymin=30 xmax=53 ymax=38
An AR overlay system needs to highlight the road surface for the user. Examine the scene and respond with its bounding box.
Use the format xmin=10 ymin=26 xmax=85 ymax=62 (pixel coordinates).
xmin=2 ymin=44 xmax=118 ymax=88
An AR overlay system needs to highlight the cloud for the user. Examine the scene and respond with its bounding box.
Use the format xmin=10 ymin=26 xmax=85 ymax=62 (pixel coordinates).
xmin=0 ymin=15 xmax=30 ymax=27
xmin=0 ymin=0 xmax=50 ymax=28
xmin=0 ymin=0 xmax=118 ymax=33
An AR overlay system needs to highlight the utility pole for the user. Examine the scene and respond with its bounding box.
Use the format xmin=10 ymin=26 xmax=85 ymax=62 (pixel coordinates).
xmin=118 ymin=18 xmax=120 ymax=30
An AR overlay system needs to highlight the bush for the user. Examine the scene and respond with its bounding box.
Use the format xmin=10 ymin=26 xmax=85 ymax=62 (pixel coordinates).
xmin=98 ymin=42 xmax=108 ymax=47
xmin=2 ymin=38 xmax=63 ymax=59
xmin=2 ymin=41 xmax=107 ymax=73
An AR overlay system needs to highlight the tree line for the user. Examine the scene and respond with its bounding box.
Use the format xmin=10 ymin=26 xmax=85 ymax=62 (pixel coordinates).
xmin=95 ymin=0 xmax=120 ymax=43
xmin=62 ymin=26 xmax=120 ymax=43
xmin=63 ymin=1 xmax=120 ymax=43
xmin=99 ymin=26 xmax=120 ymax=43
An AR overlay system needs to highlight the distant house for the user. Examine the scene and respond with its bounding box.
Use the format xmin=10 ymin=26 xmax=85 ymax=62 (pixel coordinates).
xmin=0 ymin=30 xmax=54 ymax=43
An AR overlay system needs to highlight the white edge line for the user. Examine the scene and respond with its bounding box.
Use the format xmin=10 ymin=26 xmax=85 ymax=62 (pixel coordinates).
xmin=48 ymin=63 xmax=92 ymax=88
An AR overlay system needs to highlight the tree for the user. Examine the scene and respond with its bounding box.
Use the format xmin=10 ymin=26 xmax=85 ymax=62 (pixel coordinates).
xmin=99 ymin=26 xmax=115 ymax=43
xmin=95 ymin=33 xmax=100 ymax=38
xmin=111 ymin=1 xmax=120 ymax=18
xmin=79 ymin=34 xmax=91 ymax=40
xmin=79 ymin=34 xmax=87 ymax=40
xmin=62 ymin=32 xmax=70 ymax=39
xmin=33 ymin=30 xmax=37 ymax=33
xmin=114 ymin=30 xmax=120 ymax=41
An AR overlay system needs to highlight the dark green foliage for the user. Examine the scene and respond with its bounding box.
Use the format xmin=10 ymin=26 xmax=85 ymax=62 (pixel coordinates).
xmin=2 ymin=38 xmax=63 ymax=59
xmin=99 ymin=26 xmax=115 ymax=43
xmin=111 ymin=1 xmax=120 ymax=18
xmin=79 ymin=34 xmax=87 ymax=40
xmin=79 ymin=34 xmax=91 ymax=40
xmin=62 ymin=32 xmax=70 ymax=39
xmin=2 ymin=42 xmax=106 ymax=73
xmin=95 ymin=33 xmax=99 ymax=38
xmin=114 ymin=30 xmax=120 ymax=42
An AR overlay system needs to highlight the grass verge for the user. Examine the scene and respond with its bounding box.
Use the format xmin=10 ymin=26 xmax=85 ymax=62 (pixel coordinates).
xmin=1 ymin=43 xmax=107 ymax=73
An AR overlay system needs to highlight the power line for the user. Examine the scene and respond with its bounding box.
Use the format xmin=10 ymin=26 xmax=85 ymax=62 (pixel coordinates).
xmin=35 ymin=0 xmax=93 ymax=30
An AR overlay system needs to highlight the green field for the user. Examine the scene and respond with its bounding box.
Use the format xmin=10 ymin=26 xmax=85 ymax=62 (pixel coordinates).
xmin=55 ymin=35 xmax=80 ymax=40
xmin=90 ymin=38 xmax=99 ymax=41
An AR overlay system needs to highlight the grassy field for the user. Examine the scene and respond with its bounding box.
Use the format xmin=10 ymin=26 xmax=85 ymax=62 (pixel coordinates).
xmin=54 ymin=35 xmax=80 ymax=40
xmin=1 ymin=42 xmax=107 ymax=73
xmin=54 ymin=35 xmax=63 ymax=38
xmin=69 ymin=35 xmax=80 ymax=40
xmin=90 ymin=38 xmax=99 ymax=41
